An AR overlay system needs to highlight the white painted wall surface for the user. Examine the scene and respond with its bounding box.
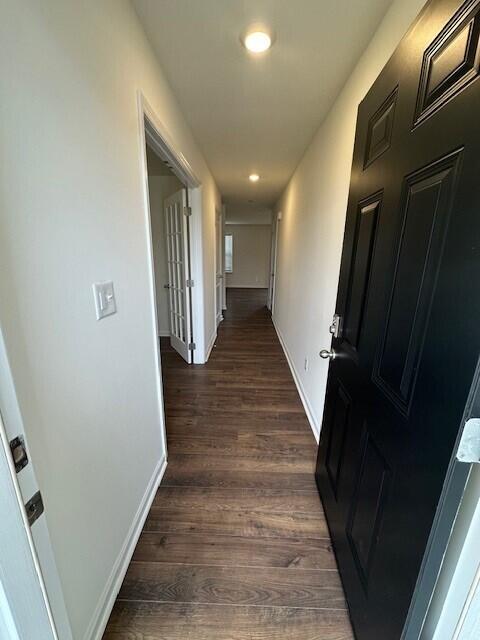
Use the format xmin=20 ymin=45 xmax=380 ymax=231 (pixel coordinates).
xmin=273 ymin=0 xmax=427 ymax=439
xmin=225 ymin=205 xmax=272 ymax=226
xmin=148 ymin=175 xmax=183 ymax=336
xmin=0 ymin=1 xmax=219 ymax=638
xmin=225 ymin=224 xmax=272 ymax=289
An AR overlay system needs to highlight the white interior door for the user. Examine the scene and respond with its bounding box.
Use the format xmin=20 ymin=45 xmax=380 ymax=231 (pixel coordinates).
xmin=164 ymin=189 xmax=192 ymax=363
xmin=215 ymin=209 xmax=223 ymax=326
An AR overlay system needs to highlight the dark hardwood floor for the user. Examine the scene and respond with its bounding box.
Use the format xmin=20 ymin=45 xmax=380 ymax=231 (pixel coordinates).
xmin=103 ymin=288 xmax=353 ymax=639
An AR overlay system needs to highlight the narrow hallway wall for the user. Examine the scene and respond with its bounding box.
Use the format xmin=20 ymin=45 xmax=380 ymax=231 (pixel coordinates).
xmin=0 ymin=1 xmax=220 ymax=638
xmin=272 ymin=0 xmax=427 ymax=439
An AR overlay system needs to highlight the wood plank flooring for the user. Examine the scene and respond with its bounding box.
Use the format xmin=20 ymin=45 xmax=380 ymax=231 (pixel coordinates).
xmin=103 ymin=288 xmax=353 ymax=639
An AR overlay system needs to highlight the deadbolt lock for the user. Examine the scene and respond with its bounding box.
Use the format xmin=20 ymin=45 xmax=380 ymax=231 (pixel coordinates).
xmin=329 ymin=314 xmax=342 ymax=339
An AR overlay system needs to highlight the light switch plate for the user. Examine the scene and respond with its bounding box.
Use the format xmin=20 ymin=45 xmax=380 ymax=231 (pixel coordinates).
xmin=93 ymin=281 xmax=117 ymax=320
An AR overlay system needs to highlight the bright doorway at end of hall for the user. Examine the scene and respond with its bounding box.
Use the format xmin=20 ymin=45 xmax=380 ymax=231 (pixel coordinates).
xmin=146 ymin=145 xmax=192 ymax=363
xmin=224 ymin=205 xmax=273 ymax=300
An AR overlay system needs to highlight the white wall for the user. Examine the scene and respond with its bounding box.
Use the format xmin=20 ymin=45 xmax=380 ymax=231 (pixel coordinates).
xmin=225 ymin=224 xmax=271 ymax=289
xmin=0 ymin=1 xmax=220 ymax=638
xmin=273 ymin=0 xmax=427 ymax=439
xmin=226 ymin=204 xmax=272 ymax=226
xmin=148 ymin=175 xmax=183 ymax=336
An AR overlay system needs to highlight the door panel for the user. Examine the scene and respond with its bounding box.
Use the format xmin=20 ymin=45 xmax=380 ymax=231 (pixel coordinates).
xmin=316 ymin=1 xmax=480 ymax=638
xmin=343 ymin=194 xmax=381 ymax=351
xmin=325 ymin=382 xmax=352 ymax=499
xmin=414 ymin=0 xmax=480 ymax=125
xmin=364 ymin=88 xmax=398 ymax=168
xmin=164 ymin=189 xmax=192 ymax=363
xmin=374 ymin=150 xmax=462 ymax=413
xmin=346 ymin=431 xmax=391 ymax=592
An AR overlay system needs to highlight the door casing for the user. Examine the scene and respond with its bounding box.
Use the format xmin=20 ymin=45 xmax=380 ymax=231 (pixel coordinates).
xmin=0 ymin=328 xmax=71 ymax=640
xmin=138 ymin=92 xmax=208 ymax=364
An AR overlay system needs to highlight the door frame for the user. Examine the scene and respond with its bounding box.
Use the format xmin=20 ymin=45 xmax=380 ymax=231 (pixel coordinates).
xmin=221 ymin=204 xmax=227 ymax=312
xmin=137 ymin=92 xmax=206 ymax=367
xmin=214 ymin=206 xmax=224 ymax=327
xmin=402 ymin=360 xmax=480 ymax=639
xmin=269 ymin=211 xmax=281 ymax=316
xmin=0 ymin=418 xmax=56 ymax=640
xmin=0 ymin=336 xmax=62 ymax=640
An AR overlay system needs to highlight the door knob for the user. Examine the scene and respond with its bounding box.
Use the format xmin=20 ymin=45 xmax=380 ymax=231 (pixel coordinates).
xmin=319 ymin=349 xmax=336 ymax=360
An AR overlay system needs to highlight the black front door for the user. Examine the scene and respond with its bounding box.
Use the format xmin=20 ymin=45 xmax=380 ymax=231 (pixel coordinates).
xmin=315 ymin=0 xmax=480 ymax=638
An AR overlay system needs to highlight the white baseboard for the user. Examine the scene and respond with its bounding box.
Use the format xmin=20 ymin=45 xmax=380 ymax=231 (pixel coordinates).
xmin=204 ymin=330 xmax=217 ymax=363
xmin=272 ymin=318 xmax=320 ymax=442
xmin=158 ymin=330 xmax=170 ymax=337
xmin=84 ymin=456 xmax=167 ymax=640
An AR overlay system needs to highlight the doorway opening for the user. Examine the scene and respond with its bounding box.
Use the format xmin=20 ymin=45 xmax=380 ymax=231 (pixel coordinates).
xmin=145 ymin=146 xmax=193 ymax=363
xmin=267 ymin=211 xmax=280 ymax=314
xmin=139 ymin=94 xmax=205 ymax=366
xmin=223 ymin=204 xmax=274 ymax=316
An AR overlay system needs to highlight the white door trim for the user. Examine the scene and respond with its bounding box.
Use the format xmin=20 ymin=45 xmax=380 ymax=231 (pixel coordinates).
xmin=270 ymin=212 xmax=281 ymax=317
xmin=141 ymin=96 xmax=200 ymax=189
xmin=0 ymin=409 xmax=57 ymax=640
xmin=0 ymin=329 xmax=72 ymax=640
xmin=221 ymin=204 xmax=227 ymax=311
xmin=214 ymin=207 xmax=224 ymax=327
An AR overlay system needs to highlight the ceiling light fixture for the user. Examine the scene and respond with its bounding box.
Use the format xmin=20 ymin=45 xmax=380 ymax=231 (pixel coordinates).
xmin=243 ymin=30 xmax=272 ymax=53
xmin=249 ymin=173 xmax=260 ymax=182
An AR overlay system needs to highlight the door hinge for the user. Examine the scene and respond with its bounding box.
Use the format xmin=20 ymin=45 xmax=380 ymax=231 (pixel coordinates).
xmin=457 ymin=418 xmax=480 ymax=463
xmin=186 ymin=279 xmax=194 ymax=287
xmin=188 ymin=342 xmax=196 ymax=351
xmin=9 ymin=435 xmax=29 ymax=473
xmin=184 ymin=206 xmax=192 ymax=217
xmin=25 ymin=491 xmax=44 ymax=527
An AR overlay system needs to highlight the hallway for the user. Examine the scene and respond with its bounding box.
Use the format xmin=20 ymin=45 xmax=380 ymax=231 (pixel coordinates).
xmin=103 ymin=288 xmax=353 ymax=639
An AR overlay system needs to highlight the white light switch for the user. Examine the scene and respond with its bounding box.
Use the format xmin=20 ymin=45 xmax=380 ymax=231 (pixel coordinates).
xmin=92 ymin=281 xmax=117 ymax=320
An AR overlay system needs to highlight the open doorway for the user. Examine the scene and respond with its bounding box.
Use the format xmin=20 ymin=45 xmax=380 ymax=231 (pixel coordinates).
xmin=145 ymin=146 xmax=193 ymax=363
xmin=224 ymin=204 xmax=273 ymax=312
xmin=139 ymin=94 xmax=205 ymax=366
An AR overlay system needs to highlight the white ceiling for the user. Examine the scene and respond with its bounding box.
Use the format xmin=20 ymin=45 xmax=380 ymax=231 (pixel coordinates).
xmin=133 ymin=0 xmax=393 ymax=206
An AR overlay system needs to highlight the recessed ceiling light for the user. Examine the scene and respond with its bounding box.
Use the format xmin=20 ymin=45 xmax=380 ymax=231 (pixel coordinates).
xmin=243 ymin=30 xmax=272 ymax=53
xmin=249 ymin=174 xmax=260 ymax=182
